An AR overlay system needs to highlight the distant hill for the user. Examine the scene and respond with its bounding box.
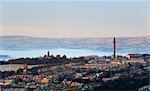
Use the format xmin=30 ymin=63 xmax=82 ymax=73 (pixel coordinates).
xmin=0 ymin=36 xmax=149 ymax=53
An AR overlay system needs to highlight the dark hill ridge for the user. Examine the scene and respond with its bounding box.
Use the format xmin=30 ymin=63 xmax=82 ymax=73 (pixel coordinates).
xmin=0 ymin=36 xmax=149 ymax=53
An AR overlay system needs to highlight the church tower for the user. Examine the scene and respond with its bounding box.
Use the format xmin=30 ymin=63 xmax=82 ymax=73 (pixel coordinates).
xmin=47 ymin=51 xmax=50 ymax=57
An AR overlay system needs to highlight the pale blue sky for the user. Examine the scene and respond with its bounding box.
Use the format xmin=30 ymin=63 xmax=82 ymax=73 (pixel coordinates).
xmin=0 ymin=0 xmax=149 ymax=38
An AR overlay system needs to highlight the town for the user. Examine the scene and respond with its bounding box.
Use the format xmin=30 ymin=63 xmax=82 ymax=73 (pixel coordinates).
xmin=0 ymin=38 xmax=150 ymax=91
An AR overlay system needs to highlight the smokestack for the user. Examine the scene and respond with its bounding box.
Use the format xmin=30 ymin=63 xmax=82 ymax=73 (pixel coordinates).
xmin=113 ymin=37 xmax=116 ymax=59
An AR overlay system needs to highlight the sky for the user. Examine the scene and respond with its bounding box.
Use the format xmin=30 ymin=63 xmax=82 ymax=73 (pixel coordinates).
xmin=0 ymin=0 xmax=149 ymax=38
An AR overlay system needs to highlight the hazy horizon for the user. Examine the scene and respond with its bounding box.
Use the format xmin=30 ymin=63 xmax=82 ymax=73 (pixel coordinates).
xmin=0 ymin=0 xmax=149 ymax=38
xmin=0 ymin=34 xmax=149 ymax=38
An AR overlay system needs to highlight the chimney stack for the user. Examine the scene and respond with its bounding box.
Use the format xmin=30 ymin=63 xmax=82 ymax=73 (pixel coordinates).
xmin=113 ymin=37 xmax=116 ymax=59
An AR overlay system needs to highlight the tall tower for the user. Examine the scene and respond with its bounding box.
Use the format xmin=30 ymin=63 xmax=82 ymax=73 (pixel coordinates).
xmin=47 ymin=51 xmax=50 ymax=57
xmin=113 ymin=37 xmax=116 ymax=59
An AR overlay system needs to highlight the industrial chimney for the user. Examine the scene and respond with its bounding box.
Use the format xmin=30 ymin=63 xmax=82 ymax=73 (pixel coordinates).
xmin=113 ymin=37 xmax=116 ymax=59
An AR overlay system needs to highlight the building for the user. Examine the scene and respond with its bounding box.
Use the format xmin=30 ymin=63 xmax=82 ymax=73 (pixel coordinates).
xmin=126 ymin=54 xmax=142 ymax=59
xmin=23 ymin=64 xmax=28 ymax=74
xmin=44 ymin=51 xmax=51 ymax=59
